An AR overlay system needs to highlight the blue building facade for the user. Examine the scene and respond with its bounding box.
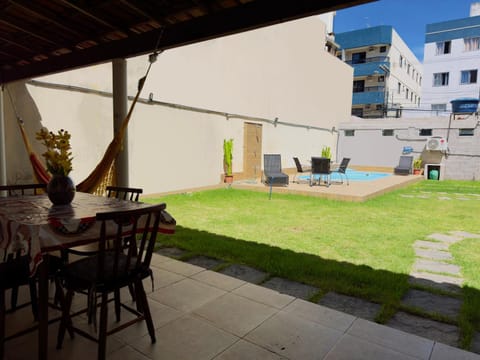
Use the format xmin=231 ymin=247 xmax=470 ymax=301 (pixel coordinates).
xmin=336 ymin=26 xmax=422 ymax=118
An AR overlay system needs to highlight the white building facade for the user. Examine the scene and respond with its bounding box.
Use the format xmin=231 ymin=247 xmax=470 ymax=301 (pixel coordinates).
xmin=421 ymin=3 xmax=480 ymax=115
xmin=335 ymin=26 xmax=422 ymax=118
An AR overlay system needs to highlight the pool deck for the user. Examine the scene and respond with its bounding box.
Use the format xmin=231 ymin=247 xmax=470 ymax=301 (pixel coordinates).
xmin=233 ymin=173 xmax=423 ymax=202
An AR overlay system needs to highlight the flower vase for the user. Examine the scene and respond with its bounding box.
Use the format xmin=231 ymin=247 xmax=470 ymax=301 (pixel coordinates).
xmin=47 ymin=175 xmax=76 ymax=206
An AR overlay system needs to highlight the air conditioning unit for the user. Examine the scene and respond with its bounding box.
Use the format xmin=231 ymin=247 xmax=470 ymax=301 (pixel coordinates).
xmin=426 ymin=136 xmax=448 ymax=151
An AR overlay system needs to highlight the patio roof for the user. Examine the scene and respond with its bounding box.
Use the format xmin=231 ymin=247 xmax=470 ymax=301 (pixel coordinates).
xmin=0 ymin=0 xmax=375 ymax=84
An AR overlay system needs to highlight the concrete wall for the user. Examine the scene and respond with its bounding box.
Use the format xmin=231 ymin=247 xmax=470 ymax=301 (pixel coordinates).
xmin=338 ymin=115 xmax=480 ymax=180
xmin=4 ymin=16 xmax=353 ymax=194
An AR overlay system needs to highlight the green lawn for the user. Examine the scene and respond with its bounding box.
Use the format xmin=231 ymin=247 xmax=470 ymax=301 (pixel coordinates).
xmin=145 ymin=180 xmax=480 ymax=347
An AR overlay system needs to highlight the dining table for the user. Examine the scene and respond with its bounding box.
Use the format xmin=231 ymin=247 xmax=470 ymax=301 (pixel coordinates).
xmin=0 ymin=191 xmax=176 ymax=360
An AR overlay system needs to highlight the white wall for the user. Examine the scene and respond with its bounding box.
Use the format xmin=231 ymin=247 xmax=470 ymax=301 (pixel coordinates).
xmin=6 ymin=16 xmax=353 ymax=194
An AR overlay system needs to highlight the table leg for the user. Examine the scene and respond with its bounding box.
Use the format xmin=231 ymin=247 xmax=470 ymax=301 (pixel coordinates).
xmin=38 ymin=256 xmax=49 ymax=360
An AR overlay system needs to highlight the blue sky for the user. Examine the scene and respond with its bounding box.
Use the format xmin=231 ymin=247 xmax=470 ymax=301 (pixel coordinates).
xmin=334 ymin=0 xmax=477 ymax=62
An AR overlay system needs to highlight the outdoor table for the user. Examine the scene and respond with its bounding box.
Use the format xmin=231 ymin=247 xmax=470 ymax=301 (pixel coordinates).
xmin=0 ymin=191 xmax=176 ymax=360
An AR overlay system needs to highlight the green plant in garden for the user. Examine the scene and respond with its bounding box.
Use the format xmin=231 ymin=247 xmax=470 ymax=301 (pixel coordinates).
xmin=321 ymin=146 xmax=331 ymax=159
xmin=223 ymin=138 xmax=233 ymax=176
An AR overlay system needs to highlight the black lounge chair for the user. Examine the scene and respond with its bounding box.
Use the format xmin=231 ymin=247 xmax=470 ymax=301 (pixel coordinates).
xmin=394 ymin=155 xmax=413 ymax=175
xmin=310 ymin=157 xmax=331 ymax=187
xmin=331 ymin=158 xmax=351 ymax=185
xmin=293 ymin=157 xmax=311 ymax=183
xmin=263 ymin=154 xmax=289 ymax=199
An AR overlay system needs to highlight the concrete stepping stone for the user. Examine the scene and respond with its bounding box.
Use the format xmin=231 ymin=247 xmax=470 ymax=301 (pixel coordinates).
xmin=402 ymin=289 xmax=462 ymax=319
xmin=438 ymin=196 xmax=452 ymax=200
xmin=414 ymin=248 xmax=453 ymax=261
xmin=219 ymin=264 xmax=268 ymax=284
xmin=185 ymin=255 xmax=225 ymax=270
xmin=156 ymin=246 xmax=188 ymax=258
xmin=414 ymin=240 xmax=449 ymax=251
xmin=317 ymin=292 xmax=380 ymax=321
xmin=260 ymin=277 xmax=319 ymax=300
xmin=413 ymin=259 xmax=461 ymax=276
xmin=386 ymin=311 xmax=460 ymax=347
xmin=450 ymin=231 xmax=480 ymax=239
xmin=427 ymin=233 xmax=463 ymax=244
xmin=409 ymin=272 xmax=462 ymax=294
xmin=471 ymin=332 xmax=480 ymax=354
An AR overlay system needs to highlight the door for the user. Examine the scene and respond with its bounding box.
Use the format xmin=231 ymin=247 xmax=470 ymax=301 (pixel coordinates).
xmin=243 ymin=123 xmax=262 ymax=180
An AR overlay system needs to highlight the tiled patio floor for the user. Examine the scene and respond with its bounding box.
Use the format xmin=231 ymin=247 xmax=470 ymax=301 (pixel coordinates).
xmin=5 ymin=253 xmax=480 ymax=359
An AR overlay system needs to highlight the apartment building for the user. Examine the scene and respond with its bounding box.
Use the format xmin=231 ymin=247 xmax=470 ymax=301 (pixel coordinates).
xmin=421 ymin=3 xmax=480 ymax=115
xmin=336 ymin=26 xmax=422 ymax=118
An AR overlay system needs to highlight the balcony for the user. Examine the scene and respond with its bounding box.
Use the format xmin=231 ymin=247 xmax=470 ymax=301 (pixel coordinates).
xmin=352 ymin=91 xmax=384 ymax=105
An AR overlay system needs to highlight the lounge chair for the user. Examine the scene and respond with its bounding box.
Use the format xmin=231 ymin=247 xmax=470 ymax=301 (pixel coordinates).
xmin=310 ymin=157 xmax=331 ymax=187
xmin=394 ymin=155 xmax=413 ymax=175
xmin=331 ymin=158 xmax=351 ymax=185
xmin=263 ymin=154 xmax=289 ymax=199
xmin=293 ymin=157 xmax=311 ymax=183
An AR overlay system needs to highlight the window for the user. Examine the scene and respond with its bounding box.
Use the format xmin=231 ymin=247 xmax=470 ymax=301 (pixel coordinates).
xmin=431 ymin=104 xmax=446 ymax=111
xmin=382 ymin=129 xmax=394 ymax=136
xmin=436 ymin=41 xmax=451 ymax=55
xmin=419 ymin=129 xmax=432 ymax=136
xmin=405 ymin=88 xmax=409 ymax=99
xmin=378 ymin=75 xmax=385 ymax=82
xmin=464 ymin=37 xmax=480 ymax=52
xmin=351 ymin=108 xmax=363 ymax=117
xmin=379 ymin=46 xmax=387 ymax=53
xmin=353 ymin=80 xmax=365 ymax=93
xmin=397 ymin=82 xmax=401 ymax=94
xmin=399 ymin=55 xmax=403 ymax=68
xmin=376 ymin=104 xmax=383 ymax=110
xmin=459 ymin=128 xmax=474 ymax=136
xmin=351 ymin=52 xmax=366 ymax=64
xmin=407 ymin=64 xmax=411 ymax=74
xmin=460 ymin=70 xmax=478 ymax=84
xmin=344 ymin=130 xmax=355 ymax=136
xmin=433 ymin=72 xmax=449 ymax=86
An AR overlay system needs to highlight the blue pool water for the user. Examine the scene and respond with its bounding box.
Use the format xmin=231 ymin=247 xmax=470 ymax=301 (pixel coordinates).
xmin=299 ymin=169 xmax=391 ymax=182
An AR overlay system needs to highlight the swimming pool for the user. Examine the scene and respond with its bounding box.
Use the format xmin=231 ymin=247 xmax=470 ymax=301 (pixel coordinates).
xmin=299 ymin=169 xmax=391 ymax=182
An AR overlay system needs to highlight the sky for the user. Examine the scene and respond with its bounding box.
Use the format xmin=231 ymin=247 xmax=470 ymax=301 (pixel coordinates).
xmin=334 ymin=0 xmax=478 ymax=62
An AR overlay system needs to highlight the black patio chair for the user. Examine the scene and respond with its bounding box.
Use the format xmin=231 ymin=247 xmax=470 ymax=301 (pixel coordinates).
xmin=105 ymin=186 xmax=143 ymax=201
xmin=310 ymin=157 xmax=331 ymax=187
xmin=56 ymin=203 xmax=164 ymax=360
xmin=263 ymin=154 xmax=289 ymax=199
xmin=394 ymin=155 xmax=413 ymax=175
xmin=331 ymin=158 xmax=351 ymax=185
xmin=293 ymin=157 xmax=311 ymax=183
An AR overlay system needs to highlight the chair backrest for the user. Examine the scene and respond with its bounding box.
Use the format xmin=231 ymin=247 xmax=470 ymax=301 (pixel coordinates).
xmin=293 ymin=157 xmax=303 ymax=172
xmin=337 ymin=158 xmax=351 ymax=174
xmin=264 ymin=154 xmax=282 ymax=174
xmin=95 ymin=204 xmax=164 ymax=285
xmin=0 ymin=183 xmax=46 ymax=196
xmin=311 ymin=157 xmax=331 ymax=174
xmin=398 ymin=156 xmax=413 ymax=169
xmin=106 ymin=186 xmax=143 ymax=202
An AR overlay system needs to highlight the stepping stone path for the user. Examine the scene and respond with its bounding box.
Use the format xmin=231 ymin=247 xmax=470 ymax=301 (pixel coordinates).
xmin=386 ymin=231 xmax=480 ymax=352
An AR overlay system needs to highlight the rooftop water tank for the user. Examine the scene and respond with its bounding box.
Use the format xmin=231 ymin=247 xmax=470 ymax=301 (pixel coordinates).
xmin=450 ymin=98 xmax=479 ymax=114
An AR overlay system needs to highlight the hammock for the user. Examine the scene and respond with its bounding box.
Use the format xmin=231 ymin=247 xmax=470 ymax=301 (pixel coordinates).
xmin=11 ymin=52 xmax=159 ymax=195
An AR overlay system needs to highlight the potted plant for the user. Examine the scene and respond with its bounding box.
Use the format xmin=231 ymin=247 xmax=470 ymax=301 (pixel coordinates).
xmin=223 ymin=138 xmax=233 ymax=183
xmin=321 ymin=146 xmax=331 ymax=159
xmin=413 ymin=158 xmax=423 ymax=175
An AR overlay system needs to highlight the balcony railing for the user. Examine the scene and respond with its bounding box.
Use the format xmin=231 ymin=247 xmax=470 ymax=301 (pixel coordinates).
xmin=345 ymin=56 xmax=390 ymax=65
xmin=353 ymin=86 xmax=385 ymax=93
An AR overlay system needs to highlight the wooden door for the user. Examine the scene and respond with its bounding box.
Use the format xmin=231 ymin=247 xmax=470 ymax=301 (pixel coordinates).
xmin=243 ymin=123 xmax=262 ymax=179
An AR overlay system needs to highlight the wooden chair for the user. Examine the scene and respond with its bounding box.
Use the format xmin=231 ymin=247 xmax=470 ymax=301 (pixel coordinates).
xmin=0 ymin=254 xmax=33 ymax=359
xmin=105 ymin=186 xmax=143 ymax=201
xmin=56 ymin=204 xmax=164 ymax=360
xmin=0 ymin=184 xmax=47 ymax=318
xmin=0 ymin=183 xmax=46 ymax=196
